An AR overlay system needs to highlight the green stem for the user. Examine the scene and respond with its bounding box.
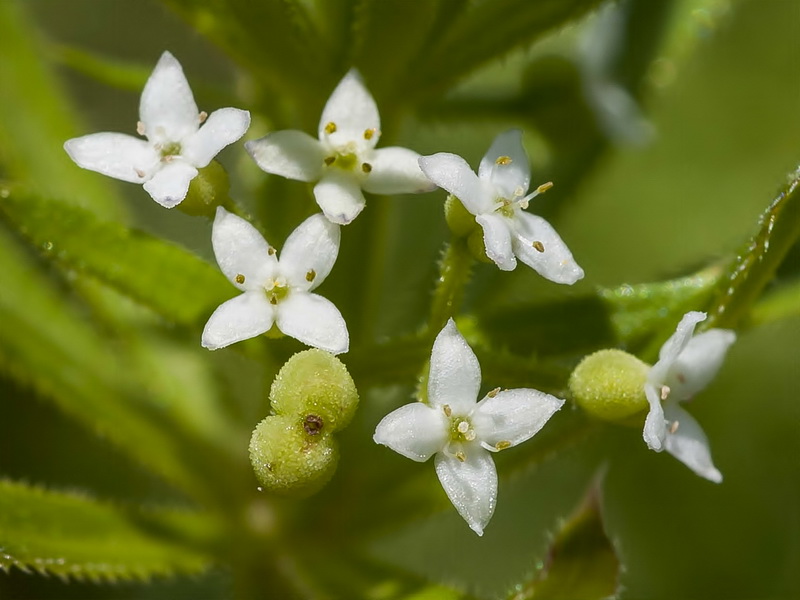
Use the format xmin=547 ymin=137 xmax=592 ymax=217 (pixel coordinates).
xmin=358 ymin=196 xmax=392 ymax=343
xmin=427 ymin=237 xmax=474 ymax=333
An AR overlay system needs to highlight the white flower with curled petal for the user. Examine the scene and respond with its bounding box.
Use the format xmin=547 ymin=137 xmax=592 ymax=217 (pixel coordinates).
xmin=643 ymin=311 xmax=736 ymax=483
xmin=245 ymin=69 xmax=434 ymax=225
xmin=64 ymin=51 xmax=250 ymax=208
xmin=373 ymin=319 xmax=564 ymax=535
xmin=419 ymin=130 xmax=584 ymax=284
xmin=202 ymin=208 xmax=348 ymax=354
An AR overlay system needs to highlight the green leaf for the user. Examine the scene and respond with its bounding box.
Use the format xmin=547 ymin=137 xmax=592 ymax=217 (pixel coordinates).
xmin=0 ymin=226 xmax=211 ymax=501
xmin=0 ymin=187 xmax=232 ymax=327
xmin=0 ymin=480 xmax=218 ymax=581
xmin=406 ymin=0 xmax=604 ymax=102
xmin=507 ymin=481 xmax=619 ymax=600
xmin=0 ymin=0 xmax=123 ymax=219
xmin=705 ymin=169 xmax=800 ymax=330
xmin=750 ymin=278 xmax=800 ymax=327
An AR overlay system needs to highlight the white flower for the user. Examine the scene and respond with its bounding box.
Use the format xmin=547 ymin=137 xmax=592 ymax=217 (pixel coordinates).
xmin=202 ymin=208 xmax=348 ymax=354
xmin=245 ymin=69 xmax=434 ymax=225
xmin=373 ymin=319 xmax=564 ymax=535
xmin=64 ymin=51 xmax=250 ymax=208
xmin=643 ymin=311 xmax=736 ymax=483
xmin=418 ymin=130 xmax=584 ymax=284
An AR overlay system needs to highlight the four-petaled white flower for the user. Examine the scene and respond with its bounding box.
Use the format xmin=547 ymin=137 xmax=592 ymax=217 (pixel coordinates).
xmin=245 ymin=69 xmax=434 ymax=225
xmin=64 ymin=51 xmax=250 ymax=208
xmin=373 ymin=319 xmax=564 ymax=535
xmin=643 ymin=311 xmax=736 ymax=483
xmin=202 ymin=208 xmax=348 ymax=355
xmin=419 ymin=130 xmax=584 ymax=285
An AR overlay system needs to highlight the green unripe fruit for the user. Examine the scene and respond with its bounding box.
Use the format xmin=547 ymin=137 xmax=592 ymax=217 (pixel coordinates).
xmin=249 ymin=415 xmax=339 ymax=497
xmin=444 ymin=194 xmax=478 ymax=238
xmin=178 ymin=161 xmax=230 ymax=218
xmin=569 ymin=349 xmax=650 ymax=422
xmin=269 ymin=349 xmax=359 ymax=433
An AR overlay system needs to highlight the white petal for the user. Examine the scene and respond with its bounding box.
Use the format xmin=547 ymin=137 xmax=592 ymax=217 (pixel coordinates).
xmin=279 ymin=214 xmax=340 ymax=292
xmin=667 ymin=329 xmax=736 ymax=400
xmin=649 ymin=311 xmax=707 ymax=384
xmin=202 ymin=291 xmax=274 ymax=350
xmin=276 ymin=292 xmax=349 ymax=354
xmin=313 ymin=171 xmax=366 ymax=225
xmin=245 ymin=131 xmax=325 ymax=182
xmin=211 ymin=207 xmax=276 ymax=289
xmin=512 ymin=212 xmax=584 ymax=284
xmin=139 ymin=51 xmax=199 ymax=143
xmin=476 ymin=213 xmax=516 ymax=271
xmin=478 ymin=129 xmax=531 ymax=200
xmin=142 ymin=160 xmax=198 ymax=208
xmin=418 ymin=153 xmax=494 ymax=215
xmin=434 ymin=447 xmax=497 ymax=536
xmin=427 ymin=319 xmax=481 ymax=414
xmin=318 ymin=69 xmax=380 ymax=150
xmin=361 ymin=147 xmax=436 ymax=195
xmin=663 ymin=403 xmax=722 ymax=483
xmin=181 ymin=108 xmax=251 ymax=168
xmin=473 ymin=388 xmax=564 ymax=450
xmin=373 ymin=402 xmax=448 ymax=462
xmin=643 ymin=382 xmax=666 ymax=451
xmin=64 ymin=133 xmax=159 ymax=183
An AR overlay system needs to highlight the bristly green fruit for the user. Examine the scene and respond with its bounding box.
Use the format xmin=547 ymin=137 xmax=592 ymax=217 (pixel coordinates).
xmin=569 ymin=349 xmax=650 ymax=422
xmin=269 ymin=349 xmax=359 ymax=433
xmin=249 ymin=415 xmax=339 ymax=497
xmin=178 ymin=161 xmax=230 ymax=218
xmin=444 ymin=194 xmax=478 ymax=238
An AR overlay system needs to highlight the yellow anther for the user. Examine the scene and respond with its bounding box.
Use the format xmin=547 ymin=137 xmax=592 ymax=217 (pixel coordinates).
xmin=268 ymin=247 xmax=276 ymax=256
xmin=324 ymin=156 xmax=336 ymax=166
xmin=443 ymin=404 xmax=452 ymax=417
xmin=495 ymin=441 xmax=511 ymax=451
xmin=306 ymin=269 xmax=316 ymax=282
xmin=455 ymin=451 xmax=467 ymax=462
xmin=495 ymin=155 xmax=512 ymax=166
xmin=669 ymin=421 xmax=680 ymax=434
xmin=537 ymin=181 xmax=554 ymax=193
xmin=235 ymin=274 xmax=246 ymax=284
xmin=199 ymin=111 xmax=208 ymax=124
xmin=324 ymin=121 xmax=337 ymax=134
xmin=465 ymin=430 xmax=477 ymax=442
xmin=136 ymin=121 xmax=145 ymax=136
xmin=532 ymin=241 xmax=545 ymax=253
xmin=361 ymin=162 xmax=372 ymax=173
xmin=134 ymin=168 xmax=146 ymax=178
xmin=660 ymin=385 xmax=671 ymax=401
xmin=363 ymin=128 xmax=376 ymax=140
xmin=269 ymin=297 xmax=278 ymax=305
xmin=487 ymin=387 xmax=500 ymax=398
xmin=457 ymin=421 xmax=469 ymax=434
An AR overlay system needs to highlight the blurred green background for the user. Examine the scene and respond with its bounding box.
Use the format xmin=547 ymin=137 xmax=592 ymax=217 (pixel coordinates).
xmin=0 ymin=0 xmax=798 ymax=598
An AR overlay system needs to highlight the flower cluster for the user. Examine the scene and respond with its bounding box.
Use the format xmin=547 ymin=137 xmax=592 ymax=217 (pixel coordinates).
xmin=65 ymin=52 xmax=737 ymax=535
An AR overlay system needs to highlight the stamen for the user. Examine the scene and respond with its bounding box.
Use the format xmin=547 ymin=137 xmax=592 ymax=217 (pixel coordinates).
xmin=324 ymin=121 xmax=337 ymax=135
xmin=268 ymin=247 xmax=276 ymax=256
xmin=660 ymin=385 xmax=671 ymax=401
xmin=464 ymin=430 xmax=476 ymax=442
xmin=324 ymin=156 xmax=336 ymax=166
xmin=457 ymin=421 xmax=469 ymax=434
xmin=361 ymin=162 xmax=372 ymax=173
xmin=136 ymin=121 xmax=145 ymax=136
xmin=532 ymin=241 xmax=545 ymax=253
xmin=134 ymin=168 xmax=146 ymax=178
xmin=495 ymin=441 xmax=511 ymax=451
xmin=495 ymin=156 xmax=512 ymax=166
xmin=306 ymin=269 xmax=316 ymax=282
xmin=537 ymin=181 xmax=554 ymax=194
xmin=199 ymin=111 xmax=208 ymax=124
xmin=487 ymin=387 xmax=500 ymax=398
xmin=269 ymin=297 xmax=278 ymax=305
xmin=363 ymin=128 xmax=376 ymax=140
xmin=235 ymin=274 xmax=246 ymax=284
xmin=443 ymin=404 xmax=452 ymax=417
xmin=669 ymin=421 xmax=680 ymax=434
xmin=455 ymin=451 xmax=466 ymax=462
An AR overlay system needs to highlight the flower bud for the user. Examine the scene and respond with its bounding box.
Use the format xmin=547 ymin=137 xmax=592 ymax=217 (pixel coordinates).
xmin=269 ymin=349 xmax=359 ymax=433
xmin=249 ymin=415 xmax=339 ymax=497
xmin=178 ymin=160 xmax=230 ymax=218
xmin=444 ymin=194 xmax=478 ymax=238
xmin=569 ymin=349 xmax=650 ymax=422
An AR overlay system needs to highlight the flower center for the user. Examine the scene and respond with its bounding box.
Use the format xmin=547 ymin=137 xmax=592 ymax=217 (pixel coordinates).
xmin=321 ymin=123 xmax=373 ymax=175
xmin=493 ymin=181 xmax=553 ymax=217
xmin=265 ymin=278 xmax=289 ymax=305
xmin=159 ymin=141 xmax=182 ymax=159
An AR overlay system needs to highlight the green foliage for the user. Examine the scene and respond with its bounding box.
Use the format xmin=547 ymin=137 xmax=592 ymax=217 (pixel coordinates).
xmin=0 ymin=480 xmax=218 ymax=581
xmin=0 ymin=187 xmax=231 ymax=327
